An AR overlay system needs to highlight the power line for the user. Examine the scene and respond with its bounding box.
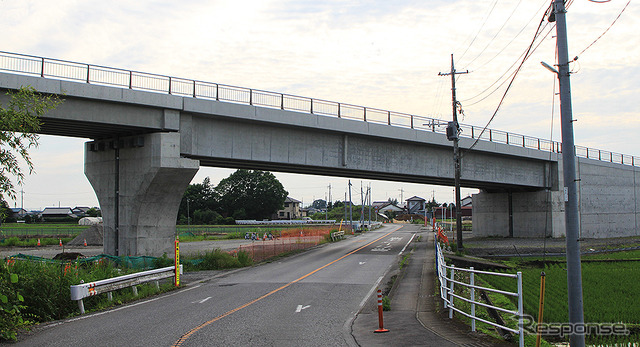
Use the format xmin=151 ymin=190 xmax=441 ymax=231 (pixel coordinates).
xmin=456 ymin=0 xmax=500 ymax=62
xmin=461 ymin=0 xmax=525 ymax=69
xmin=572 ymin=0 xmax=631 ymax=62
xmin=463 ymin=0 xmax=551 ymax=73
xmin=462 ymin=23 xmax=554 ymax=107
xmin=465 ymin=2 xmax=553 ymax=152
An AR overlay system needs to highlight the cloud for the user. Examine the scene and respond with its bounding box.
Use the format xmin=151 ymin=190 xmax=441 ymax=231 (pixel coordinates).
xmin=2 ymin=0 xmax=638 ymax=208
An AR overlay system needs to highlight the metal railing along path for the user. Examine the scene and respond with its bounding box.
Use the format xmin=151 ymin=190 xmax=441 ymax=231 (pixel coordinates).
xmin=70 ymin=265 xmax=182 ymax=314
xmin=1 ymin=51 xmax=637 ymax=168
xmin=435 ymin=237 xmax=524 ymax=347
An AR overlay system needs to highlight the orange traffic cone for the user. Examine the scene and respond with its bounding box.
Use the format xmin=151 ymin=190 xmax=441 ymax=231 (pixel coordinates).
xmin=37 ymin=239 xmax=41 ymax=246
xmin=83 ymin=239 xmax=87 ymax=247
xmin=59 ymin=239 xmax=62 ymax=246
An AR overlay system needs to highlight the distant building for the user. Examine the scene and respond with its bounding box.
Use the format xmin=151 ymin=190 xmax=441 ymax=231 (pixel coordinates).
xmin=72 ymin=206 xmax=91 ymax=217
xmin=9 ymin=208 xmax=27 ymax=219
xmin=275 ymin=197 xmax=302 ymax=220
xmin=41 ymin=207 xmax=76 ymax=220
xmin=405 ymin=196 xmax=426 ymax=214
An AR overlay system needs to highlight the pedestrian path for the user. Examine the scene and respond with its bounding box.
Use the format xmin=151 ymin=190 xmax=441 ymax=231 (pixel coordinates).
xmin=350 ymin=229 xmax=512 ymax=346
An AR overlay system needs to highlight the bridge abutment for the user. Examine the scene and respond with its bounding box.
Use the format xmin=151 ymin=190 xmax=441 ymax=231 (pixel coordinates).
xmin=85 ymin=132 xmax=199 ymax=256
xmin=473 ymin=190 xmax=566 ymax=238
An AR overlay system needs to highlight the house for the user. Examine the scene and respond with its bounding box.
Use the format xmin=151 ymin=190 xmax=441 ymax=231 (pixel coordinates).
xmin=275 ymin=197 xmax=302 ymax=220
xmin=461 ymin=196 xmax=472 ymax=207
xmin=375 ymin=202 xmax=404 ymax=217
xmin=40 ymin=207 xmax=76 ymax=220
xmin=372 ymin=201 xmax=390 ymax=210
xmin=405 ymin=196 xmax=426 ymax=214
xmin=72 ymin=206 xmax=91 ymax=217
xmin=9 ymin=208 xmax=27 ymax=219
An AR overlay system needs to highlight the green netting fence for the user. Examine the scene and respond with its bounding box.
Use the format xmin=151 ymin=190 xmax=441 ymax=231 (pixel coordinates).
xmin=4 ymin=253 xmax=206 ymax=270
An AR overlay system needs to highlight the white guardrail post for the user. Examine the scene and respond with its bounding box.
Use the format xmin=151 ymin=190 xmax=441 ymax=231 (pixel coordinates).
xmin=470 ymin=266 xmax=476 ymax=332
xmin=70 ymin=265 xmax=182 ymax=314
xmin=448 ymin=265 xmax=455 ymax=319
xmin=517 ymin=271 xmax=524 ymax=347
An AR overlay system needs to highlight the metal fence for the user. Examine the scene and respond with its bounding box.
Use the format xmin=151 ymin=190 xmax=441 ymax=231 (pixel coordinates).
xmin=435 ymin=237 xmax=524 ymax=347
xmin=1 ymin=51 xmax=637 ymax=167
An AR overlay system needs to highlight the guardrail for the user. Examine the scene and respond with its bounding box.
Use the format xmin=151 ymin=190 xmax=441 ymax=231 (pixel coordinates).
xmin=330 ymin=231 xmax=345 ymax=241
xmin=435 ymin=237 xmax=524 ymax=346
xmin=70 ymin=265 xmax=182 ymax=314
xmin=0 ymin=50 xmax=636 ymax=168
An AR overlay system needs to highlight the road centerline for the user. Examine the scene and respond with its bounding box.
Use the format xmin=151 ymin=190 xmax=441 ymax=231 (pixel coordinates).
xmin=172 ymin=226 xmax=401 ymax=346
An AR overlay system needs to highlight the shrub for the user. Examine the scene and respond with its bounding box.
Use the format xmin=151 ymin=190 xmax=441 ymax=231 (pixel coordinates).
xmin=236 ymin=251 xmax=253 ymax=267
xmin=0 ymin=264 xmax=28 ymax=341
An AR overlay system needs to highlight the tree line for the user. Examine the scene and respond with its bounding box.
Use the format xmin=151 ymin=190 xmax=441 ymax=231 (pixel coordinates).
xmin=177 ymin=170 xmax=288 ymax=225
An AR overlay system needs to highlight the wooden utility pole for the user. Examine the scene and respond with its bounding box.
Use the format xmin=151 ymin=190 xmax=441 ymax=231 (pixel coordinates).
xmin=439 ymin=54 xmax=468 ymax=250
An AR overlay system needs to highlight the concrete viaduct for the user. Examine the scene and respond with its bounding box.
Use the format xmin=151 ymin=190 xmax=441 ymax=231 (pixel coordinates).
xmin=1 ymin=55 xmax=638 ymax=256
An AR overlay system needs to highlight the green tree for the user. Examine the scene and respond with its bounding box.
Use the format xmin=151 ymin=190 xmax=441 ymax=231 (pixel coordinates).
xmin=312 ymin=199 xmax=326 ymax=209
xmin=177 ymin=177 xmax=218 ymax=224
xmin=0 ymin=86 xmax=61 ymax=217
xmin=86 ymin=207 xmax=101 ymax=217
xmin=215 ymin=170 xmax=288 ymax=220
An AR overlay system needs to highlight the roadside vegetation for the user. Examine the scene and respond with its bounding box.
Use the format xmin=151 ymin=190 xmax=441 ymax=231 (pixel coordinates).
xmin=0 ymin=258 xmax=174 ymax=341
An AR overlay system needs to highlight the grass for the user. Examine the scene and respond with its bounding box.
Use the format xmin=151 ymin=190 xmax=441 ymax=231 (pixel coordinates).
xmin=1 ymin=228 xmax=83 ymax=239
xmin=0 ymin=237 xmax=75 ymax=247
xmin=1 ymin=259 xmax=176 ymax=341
xmin=478 ymin=259 xmax=640 ymax=344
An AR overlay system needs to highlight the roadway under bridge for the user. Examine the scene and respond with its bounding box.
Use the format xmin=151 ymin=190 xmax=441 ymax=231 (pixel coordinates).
xmin=1 ymin=60 xmax=639 ymax=256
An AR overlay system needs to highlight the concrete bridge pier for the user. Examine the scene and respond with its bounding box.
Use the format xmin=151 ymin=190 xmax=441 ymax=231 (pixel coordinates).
xmin=85 ymin=132 xmax=199 ymax=256
xmin=473 ymin=190 xmax=566 ymax=238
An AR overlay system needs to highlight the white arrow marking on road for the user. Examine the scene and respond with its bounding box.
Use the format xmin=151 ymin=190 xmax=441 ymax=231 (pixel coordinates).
xmin=389 ymin=237 xmax=403 ymax=242
xmin=295 ymin=305 xmax=311 ymax=313
xmin=192 ymin=297 xmax=211 ymax=304
xmin=359 ymin=262 xmax=366 ymax=265
xmin=372 ymin=242 xmax=392 ymax=252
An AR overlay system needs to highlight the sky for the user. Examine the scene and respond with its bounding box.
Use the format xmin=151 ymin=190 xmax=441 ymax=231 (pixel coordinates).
xmin=1 ymin=0 xmax=638 ymax=210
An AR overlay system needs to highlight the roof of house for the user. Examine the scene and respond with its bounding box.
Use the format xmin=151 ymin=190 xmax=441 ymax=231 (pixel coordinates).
xmin=285 ymin=197 xmax=302 ymax=203
xmin=406 ymin=196 xmax=426 ymax=201
xmin=41 ymin=207 xmax=74 ymax=215
xmin=378 ymin=203 xmax=404 ymax=212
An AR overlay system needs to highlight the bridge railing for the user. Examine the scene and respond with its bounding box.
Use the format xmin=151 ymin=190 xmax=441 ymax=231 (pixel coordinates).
xmin=1 ymin=51 xmax=636 ymax=167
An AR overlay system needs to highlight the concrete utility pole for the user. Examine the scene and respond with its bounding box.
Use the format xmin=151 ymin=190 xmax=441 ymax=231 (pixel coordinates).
xmin=348 ymin=180 xmax=353 ymax=231
xmin=551 ymin=1 xmax=586 ymax=345
xmin=439 ymin=54 xmax=468 ymax=250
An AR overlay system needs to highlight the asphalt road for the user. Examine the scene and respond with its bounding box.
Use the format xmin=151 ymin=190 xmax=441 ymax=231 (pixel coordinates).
xmin=9 ymin=224 xmax=419 ymax=347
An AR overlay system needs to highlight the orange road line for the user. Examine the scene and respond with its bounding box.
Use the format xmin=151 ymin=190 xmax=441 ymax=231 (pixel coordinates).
xmin=172 ymin=226 xmax=400 ymax=346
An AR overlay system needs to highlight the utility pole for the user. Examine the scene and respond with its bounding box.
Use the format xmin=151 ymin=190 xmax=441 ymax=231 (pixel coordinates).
xmin=439 ymin=54 xmax=468 ymax=250
xmin=368 ymin=184 xmax=372 ymax=226
xmin=551 ymin=1 xmax=585 ymax=345
xmin=348 ymin=180 xmax=353 ymax=232
xmin=360 ymin=182 xmax=364 ymax=225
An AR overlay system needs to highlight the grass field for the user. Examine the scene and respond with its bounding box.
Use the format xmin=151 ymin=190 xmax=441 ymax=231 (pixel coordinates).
xmin=0 ymin=223 xmax=85 ymax=238
xmin=478 ymin=251 xmax=640 ymax=344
